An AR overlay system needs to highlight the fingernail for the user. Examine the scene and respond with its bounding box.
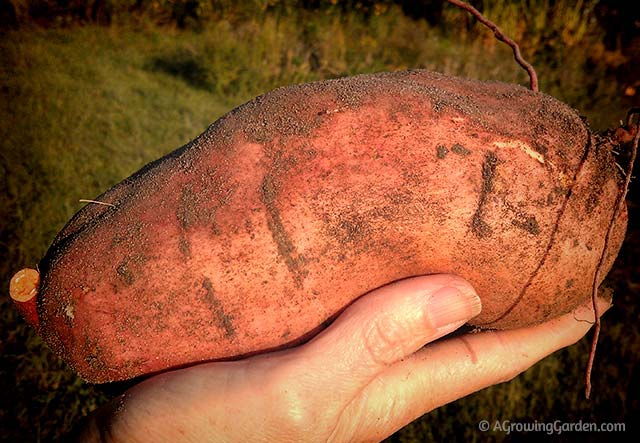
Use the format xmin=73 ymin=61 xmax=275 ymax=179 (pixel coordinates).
xmin=428 ymin=286 xmax=482 ymax=329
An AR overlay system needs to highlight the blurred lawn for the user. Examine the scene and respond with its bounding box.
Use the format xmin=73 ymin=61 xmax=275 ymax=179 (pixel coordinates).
xmin=1 ymin=3 xmax=639 ymax=442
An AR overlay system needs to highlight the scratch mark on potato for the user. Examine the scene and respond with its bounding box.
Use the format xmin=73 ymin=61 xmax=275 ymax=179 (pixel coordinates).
xmin=260 ymin=175 xmax=307 ymax=288
xmin=471 ymin=151 xmax=499 ymax=238
xmin=451 ymin=143 xmax=471 ymax=156
xmin=202 ymin=278 xmax=235 ymax=338
xmin=178 ymin=235 xmax=191 ymax=259
xmin=511 ymin=214 xmax=541 ymax=235
xmin=436 ymin=144 xmax=448 ymax=159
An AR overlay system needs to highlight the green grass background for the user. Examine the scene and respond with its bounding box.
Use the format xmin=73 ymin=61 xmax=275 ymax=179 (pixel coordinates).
xmin=1 ymin=1 xmax=639 ymax=441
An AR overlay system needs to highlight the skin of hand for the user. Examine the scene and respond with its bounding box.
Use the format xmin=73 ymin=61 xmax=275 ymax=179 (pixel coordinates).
xmin=75 ymin=274 xmax=610 ymax=443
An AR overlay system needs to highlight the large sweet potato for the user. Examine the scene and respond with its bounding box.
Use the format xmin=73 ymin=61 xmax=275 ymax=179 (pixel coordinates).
xmin=10 ymin=70 xmax=627 ymax=383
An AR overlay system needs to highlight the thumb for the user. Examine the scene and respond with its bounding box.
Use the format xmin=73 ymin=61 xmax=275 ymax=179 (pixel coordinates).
xmin=294 ymin=274 xmax=482 ymax=395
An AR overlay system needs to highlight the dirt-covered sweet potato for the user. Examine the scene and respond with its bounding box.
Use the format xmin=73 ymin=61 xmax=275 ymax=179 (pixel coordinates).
xmin=10 ymin=70 xmax=628 ymax=383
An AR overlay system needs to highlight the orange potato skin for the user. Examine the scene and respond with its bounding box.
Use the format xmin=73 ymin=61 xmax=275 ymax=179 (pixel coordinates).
xmin=32 ymin=70 xmax=626 ymax=382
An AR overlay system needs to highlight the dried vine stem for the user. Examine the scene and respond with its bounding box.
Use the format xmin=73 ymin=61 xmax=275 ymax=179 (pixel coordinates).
xmin=445 ymin=0 xmax=539 ymax=92
xmin=79 ymin=199 xmax=116 ymax=208
xmin=585 ymin=116 xmax=639 ymax=399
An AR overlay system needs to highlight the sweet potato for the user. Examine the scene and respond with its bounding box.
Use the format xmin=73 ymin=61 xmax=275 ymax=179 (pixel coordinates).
xmin=9 ymin=70 xmax=628 ymax=383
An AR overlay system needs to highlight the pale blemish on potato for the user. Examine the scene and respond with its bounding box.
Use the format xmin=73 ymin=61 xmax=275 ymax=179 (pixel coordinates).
xmin=493 ymin=140 xmax=545 ymax=164
xmin=64 ymin=303 xmax=75 ymax=321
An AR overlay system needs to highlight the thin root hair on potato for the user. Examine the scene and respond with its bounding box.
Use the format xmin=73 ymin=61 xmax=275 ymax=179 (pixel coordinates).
xmin=585 ymin=114 xmax=639 ymax=399
xmin=79 ymin=199 xmax=117 ymax=208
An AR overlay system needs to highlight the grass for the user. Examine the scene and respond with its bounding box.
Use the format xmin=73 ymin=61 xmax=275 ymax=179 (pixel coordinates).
xmin=1 ymin=2 xmax=638 ymax=441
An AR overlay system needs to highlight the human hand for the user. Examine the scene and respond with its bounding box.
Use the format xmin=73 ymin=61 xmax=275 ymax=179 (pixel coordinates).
xmin=76 ymin=274 xmax=609 ymax=442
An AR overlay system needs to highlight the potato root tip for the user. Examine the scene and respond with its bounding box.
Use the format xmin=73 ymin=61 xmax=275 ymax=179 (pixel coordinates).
xmin=10 ymin=268 xmax=39 ymax=302
xmin=9 ymin=268 xmax=40 ymax=328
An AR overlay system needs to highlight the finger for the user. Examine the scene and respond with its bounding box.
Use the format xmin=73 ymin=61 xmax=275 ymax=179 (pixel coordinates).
xmin=289 ymin=274 xmax=482 ymax=399
xmin=331 ymin=296 xmax=611 ymax=442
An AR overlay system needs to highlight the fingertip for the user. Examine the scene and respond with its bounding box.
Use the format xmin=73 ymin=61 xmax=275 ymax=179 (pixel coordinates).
xmin=426 ymin=284 xmax=482 ymax=330
xmin=403 ymin=274 xmax=481 ymax=327
xmin=572 ymin=293 xmax=613 ymax=325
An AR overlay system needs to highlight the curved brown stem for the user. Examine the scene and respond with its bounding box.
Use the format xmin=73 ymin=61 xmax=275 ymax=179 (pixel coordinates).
xmin=445 ymin=0 xmax=539 ymax=92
